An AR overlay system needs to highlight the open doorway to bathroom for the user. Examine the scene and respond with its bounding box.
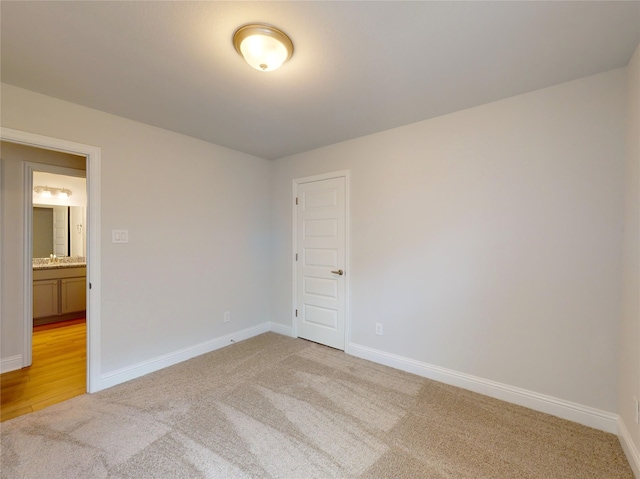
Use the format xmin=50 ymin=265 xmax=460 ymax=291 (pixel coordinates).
xmin=32 ymin=171 xmax=87 ymax=326
xmin=0 ymin=142 xmax=88 ymax=421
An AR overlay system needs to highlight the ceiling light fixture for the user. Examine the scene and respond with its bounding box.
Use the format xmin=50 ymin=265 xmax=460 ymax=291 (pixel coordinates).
xmin=34 ymin=186 xmax=72 ymax=199
xmin=233 ymin=23 xmax=293 ymax=72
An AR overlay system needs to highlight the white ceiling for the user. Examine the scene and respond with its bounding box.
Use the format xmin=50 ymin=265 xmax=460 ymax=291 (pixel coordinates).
xmin=2 ymin=1 xmax=639 ymax=160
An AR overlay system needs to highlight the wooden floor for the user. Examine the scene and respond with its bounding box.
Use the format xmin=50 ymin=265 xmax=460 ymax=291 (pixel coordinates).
xmin=1 ymin=319 xmax=86 ymax=422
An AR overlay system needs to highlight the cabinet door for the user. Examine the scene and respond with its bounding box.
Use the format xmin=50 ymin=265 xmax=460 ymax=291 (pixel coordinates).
xmin=61 ymin=277 xmax=86 ymax=314
xmin=33 ymin=279 xmax=59 ymax=318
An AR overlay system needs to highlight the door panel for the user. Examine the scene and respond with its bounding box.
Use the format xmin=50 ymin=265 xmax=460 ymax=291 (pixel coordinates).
xmin=61 ymin=277 xmax=86 ymax=314
xmin=52 ymin=206 xmax=68 ymax=257
xmin=304 ymin=277 xmax=338 ymax=299
xmin=303 ymin=188 xmax=338 ymax=209
xmin=304 ymin=249 xmax=338 ymax=267
xmin=296 ymin=176 xmax=346 ymax=350
xmin=304 ymin=219 xmax=338 ymax=237
xmin=304 ymin=304 xmax=338 ymax=329
xmin=33 ymin=279 xmax=59 ymax=319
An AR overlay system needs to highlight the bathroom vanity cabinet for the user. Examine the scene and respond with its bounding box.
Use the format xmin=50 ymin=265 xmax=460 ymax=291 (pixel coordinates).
xmin=33 ymin=266 xmax=86 ymax=326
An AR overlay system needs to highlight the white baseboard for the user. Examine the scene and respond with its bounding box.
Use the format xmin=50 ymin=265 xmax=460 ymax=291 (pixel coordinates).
xmin=269 ymin=322 xmax=293 ymax=337
xmin=97 ymin=322 xmax=271 ymax=391
xmin=1 ymin=354 xmax=23 ymax=374
xmin=618 ymin=417 xmax=640 ymax=478
xmin=347 ymin=342 xmax=618 ymax=434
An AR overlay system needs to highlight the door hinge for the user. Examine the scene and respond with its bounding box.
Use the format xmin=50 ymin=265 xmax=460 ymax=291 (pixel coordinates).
xmin=89 ymin=282 xmax=92 ymax=290
xmin=295 ymin=309 xmax=298 ymax=317
xmin=295 ymin=197 xmax=298 ymax=205
xmin=295 ymin=253 xmax=298 ymax=261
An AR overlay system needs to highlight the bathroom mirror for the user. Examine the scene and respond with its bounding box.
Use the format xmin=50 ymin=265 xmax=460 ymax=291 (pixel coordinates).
xmin=33 ymin=204 xmax=86 ymax=258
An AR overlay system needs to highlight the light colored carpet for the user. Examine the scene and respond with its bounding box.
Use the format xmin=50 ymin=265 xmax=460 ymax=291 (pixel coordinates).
xmin=0 ymin=332 xmax=633 ymax=478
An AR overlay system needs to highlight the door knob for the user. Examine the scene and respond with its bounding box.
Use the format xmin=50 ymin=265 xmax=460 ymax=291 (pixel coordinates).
xmin=331 ymin=269 xmax=344 ymax=276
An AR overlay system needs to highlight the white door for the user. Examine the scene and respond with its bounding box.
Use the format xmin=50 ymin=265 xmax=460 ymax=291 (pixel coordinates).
xmin=296 ymin=175 xmax=347 ymax=350
xmin=52 ymin=206 xmax=68 ymax=257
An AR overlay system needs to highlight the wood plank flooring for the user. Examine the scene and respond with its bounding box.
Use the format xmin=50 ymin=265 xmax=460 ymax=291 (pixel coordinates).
xmin=1 ymin=319 xmax=86 ymax=422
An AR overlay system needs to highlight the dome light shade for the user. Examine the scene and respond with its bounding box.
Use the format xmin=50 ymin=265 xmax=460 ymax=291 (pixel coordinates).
xmin=233 ymin=24 xmax=293 ymax=72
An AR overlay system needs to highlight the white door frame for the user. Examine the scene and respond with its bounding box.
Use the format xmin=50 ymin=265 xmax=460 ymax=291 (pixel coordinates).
xmin=1 ymin=127 xmax=101 ymax=393
xmin=292 ymin=170 xmax=351 ymax=351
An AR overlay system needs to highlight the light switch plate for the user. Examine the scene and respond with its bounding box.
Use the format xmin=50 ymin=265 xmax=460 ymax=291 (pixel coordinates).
xmin=112 ymin=229 xmax=129 ymax=243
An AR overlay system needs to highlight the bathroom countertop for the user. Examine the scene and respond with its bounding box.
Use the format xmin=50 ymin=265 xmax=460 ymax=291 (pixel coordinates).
xmin=33 ymin=257 xmax=86 ymax=270
xmin=33 ymin=262 xmax=86 ymax=270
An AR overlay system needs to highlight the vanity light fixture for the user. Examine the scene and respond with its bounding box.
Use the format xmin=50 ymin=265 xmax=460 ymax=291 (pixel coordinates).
xmin=34 ymin=186 xmax=72 ymax=199
xmin=233 ymin=23 xmax=293 ymax=71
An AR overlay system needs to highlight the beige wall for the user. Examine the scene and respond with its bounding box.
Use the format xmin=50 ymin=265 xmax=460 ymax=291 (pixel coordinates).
xmin=1 ymin=84 xmax=272 ymax=375
xmin=1 ymin=154 xmax=25 ymax=363
xmin=619 ymin=42 xmax=640 ymax=471
xmin=272 ymin=68 xmax=626 ymax=414
xmin=2 ymin=141 xmax=86 ymax=169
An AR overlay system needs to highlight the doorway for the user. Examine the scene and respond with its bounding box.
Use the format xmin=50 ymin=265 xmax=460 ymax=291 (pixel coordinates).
xmin=0 ymin=128 xmax=101 ymax=394
xmin=293 ymin=171 xmax=350 ymax=350
xmin=31 ymin=168 xmax=87 ymax=329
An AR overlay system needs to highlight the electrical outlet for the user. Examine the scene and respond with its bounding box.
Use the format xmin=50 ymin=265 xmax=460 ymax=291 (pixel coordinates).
xmin=634 ymin=396 xmax=639 ymax=424
xmin=375 ymin=322 xmax=383 ymax=336
xmin=224 ymin=311 xmax=231 ymax=323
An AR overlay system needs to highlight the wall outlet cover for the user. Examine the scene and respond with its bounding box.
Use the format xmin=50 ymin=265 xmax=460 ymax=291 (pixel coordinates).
xmin=112 ymin=229 xmax=129 ymax=243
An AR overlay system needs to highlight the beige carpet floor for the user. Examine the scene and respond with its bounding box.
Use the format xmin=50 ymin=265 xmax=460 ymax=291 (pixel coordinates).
xmin=0 ymin=332 xmax=633 ymax=478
